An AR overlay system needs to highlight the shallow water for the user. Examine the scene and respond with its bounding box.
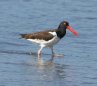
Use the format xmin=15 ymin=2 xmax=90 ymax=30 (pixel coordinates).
xmin=0 ymin=0 xmax=97 ymax=86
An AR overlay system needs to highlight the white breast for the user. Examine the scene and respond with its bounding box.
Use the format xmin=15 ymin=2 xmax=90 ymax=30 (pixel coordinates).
xmin=45 ymin=36 xmax=60 ymax=47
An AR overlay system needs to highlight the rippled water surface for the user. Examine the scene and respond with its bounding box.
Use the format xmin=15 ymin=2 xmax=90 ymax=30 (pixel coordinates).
xmin=0 ymin=0 xmax=97 ymax=86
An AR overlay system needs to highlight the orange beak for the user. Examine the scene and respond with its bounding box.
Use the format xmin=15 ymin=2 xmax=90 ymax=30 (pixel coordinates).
xmin=67 ymin=26 xmax=78 ymax=36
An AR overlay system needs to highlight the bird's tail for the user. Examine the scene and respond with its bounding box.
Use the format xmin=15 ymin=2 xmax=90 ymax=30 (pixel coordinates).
xmin=20 ymin=33 xmax=32 ymax=39
xmin=20 ymin=34 xmax=26 ymax=38
xmin=20 ymin=34 xmax=28 ymax=39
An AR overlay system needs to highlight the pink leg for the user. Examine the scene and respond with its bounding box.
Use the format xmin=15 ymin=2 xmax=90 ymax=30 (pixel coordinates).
xmin=38 ymin=46 xmax=44 ymax=56
xmin=51 ymin=47 xmax=54 ymax=55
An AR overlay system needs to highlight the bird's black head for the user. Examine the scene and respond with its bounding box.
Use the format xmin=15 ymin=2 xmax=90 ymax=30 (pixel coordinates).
xmin=58 ymin=21 xmax=69 ymax=29
xmin=58 ymin=21 xmax=78 ymax=36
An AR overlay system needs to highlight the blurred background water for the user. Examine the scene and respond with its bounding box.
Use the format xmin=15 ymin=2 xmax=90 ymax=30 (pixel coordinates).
xmin=0 ymin=0 xmax=97 ymax=86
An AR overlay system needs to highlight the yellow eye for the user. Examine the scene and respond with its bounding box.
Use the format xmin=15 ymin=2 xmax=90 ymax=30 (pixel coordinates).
xmin=64 ymin=23 xmax=66 ymax=25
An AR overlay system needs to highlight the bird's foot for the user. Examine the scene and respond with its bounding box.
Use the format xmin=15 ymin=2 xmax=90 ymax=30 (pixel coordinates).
xmin=52 ymin=53 xmax=64 ymax=57
xmin=38 ymin=51 xmax=42 ymax=58
xmin=29 ymin=52 xmax=33 ymax=55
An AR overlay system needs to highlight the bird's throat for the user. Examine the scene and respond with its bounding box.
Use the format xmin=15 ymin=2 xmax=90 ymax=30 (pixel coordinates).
xmin=56 ymin=28 xmax=66 ymax=39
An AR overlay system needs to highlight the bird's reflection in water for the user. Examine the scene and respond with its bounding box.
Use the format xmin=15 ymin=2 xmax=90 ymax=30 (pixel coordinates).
xmin=37 ymin=55 xmax=54 ymax=65
xmin=36 ymin=55 xmax=67 ymax=81
xmin=22 ymin=53 xmax=68 ymax=86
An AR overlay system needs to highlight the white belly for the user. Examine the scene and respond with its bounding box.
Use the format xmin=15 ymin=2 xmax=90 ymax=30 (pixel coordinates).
xmin=27 ymin=36 xmax=60 ymax=47
xmin=43 ymin=36 xmax=60 ymax=47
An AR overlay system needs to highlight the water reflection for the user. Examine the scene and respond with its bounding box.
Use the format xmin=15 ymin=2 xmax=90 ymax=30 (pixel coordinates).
xmin=0 ymin=48 xmax=67 ymax=85
xmin=37 ymin=56 xmax=54 ymax=66
xmin=36 ymin=55 xmax=66 ymax=81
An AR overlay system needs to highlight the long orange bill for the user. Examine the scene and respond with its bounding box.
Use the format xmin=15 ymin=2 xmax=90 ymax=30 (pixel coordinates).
xmin=67 ymin=26 xmax=78 ymax=36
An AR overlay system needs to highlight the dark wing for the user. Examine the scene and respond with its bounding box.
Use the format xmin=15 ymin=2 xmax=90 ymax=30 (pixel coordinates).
xmin=20 ymin=29 xmax=57 ymax=41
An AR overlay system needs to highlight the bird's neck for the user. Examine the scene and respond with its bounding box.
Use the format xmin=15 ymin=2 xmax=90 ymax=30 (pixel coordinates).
xmin=56 ymin=27 xmax=66 ymax=39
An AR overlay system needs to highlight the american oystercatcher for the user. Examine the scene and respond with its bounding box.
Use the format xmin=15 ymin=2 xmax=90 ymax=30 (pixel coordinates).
xmin=20 ymin=21 xmax=78 ymax=56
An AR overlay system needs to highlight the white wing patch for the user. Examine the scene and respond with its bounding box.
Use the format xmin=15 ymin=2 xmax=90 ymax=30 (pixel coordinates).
xmin=49 ymin=32 xmax=57 ymax=36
